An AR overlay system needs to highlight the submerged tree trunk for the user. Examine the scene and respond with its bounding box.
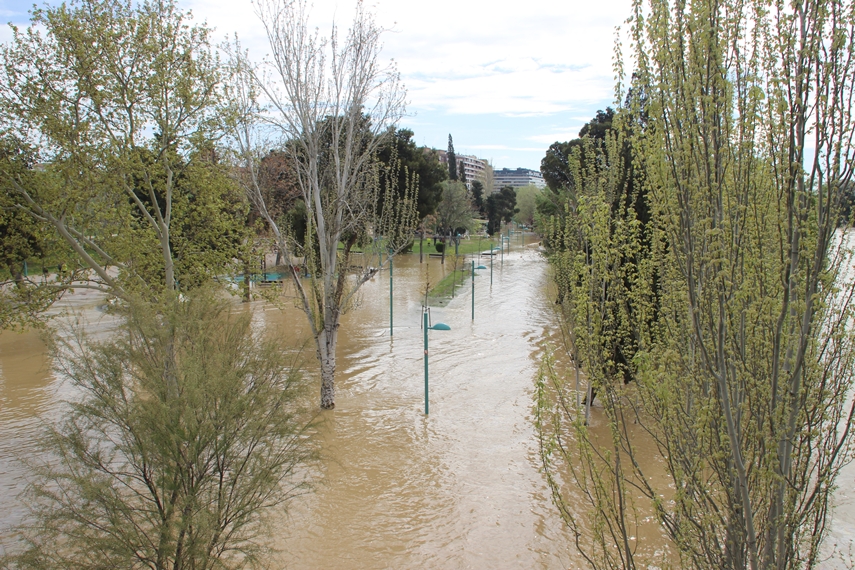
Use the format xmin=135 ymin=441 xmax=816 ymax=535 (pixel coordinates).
xmin=316 ymin=328 xmax=338 ymax=409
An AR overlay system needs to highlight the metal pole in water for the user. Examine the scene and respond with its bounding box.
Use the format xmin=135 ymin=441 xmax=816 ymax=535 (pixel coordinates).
xmin=424 ymin=311 xmax=429 ymax=415
xmin=390 ymin=255 xmax=393 ymax=337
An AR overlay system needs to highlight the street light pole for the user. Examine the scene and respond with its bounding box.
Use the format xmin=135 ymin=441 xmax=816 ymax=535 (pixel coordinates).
xmin=423 ymin=310 xmax=450 ymax=415
xmin=389 ymin=254 xmax=393 ymax=337
xmin=471 ymin=260 xmax=475 ymax=320
xmin=424 ymin=311 xmax=429 ymax=414
xmin=472 ymin=260 xmax=487 ymax=320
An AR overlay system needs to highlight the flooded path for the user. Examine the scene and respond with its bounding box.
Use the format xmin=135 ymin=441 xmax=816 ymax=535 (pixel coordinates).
xmin=0 ymin=241 xmax=577 ymax=567
xmin=264 ymin=246 xmax=576 ymax=568
xmin=4 ymin=239 xmax=855 ymax=567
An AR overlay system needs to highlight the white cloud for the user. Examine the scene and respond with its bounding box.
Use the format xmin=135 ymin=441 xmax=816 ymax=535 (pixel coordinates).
xmin=181 ymin=0 xmax=630 ymax=118
xmin=2 ymin=0 xmax=631 ymax=169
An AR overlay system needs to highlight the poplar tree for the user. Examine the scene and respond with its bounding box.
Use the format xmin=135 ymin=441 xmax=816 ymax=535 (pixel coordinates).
xmin=538 ymin=0 xmax=855 ymax=567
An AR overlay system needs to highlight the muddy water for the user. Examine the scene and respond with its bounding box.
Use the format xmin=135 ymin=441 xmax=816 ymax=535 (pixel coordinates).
xmin=4 ymin=241 xmax=855 ymax=567
xmin=263 ymin=248 xmax=578 ymax=568
xmin=0 ymin=243 xmax=579 ymax=566
xmin=0 ymin=287 xmax=123 ymax=535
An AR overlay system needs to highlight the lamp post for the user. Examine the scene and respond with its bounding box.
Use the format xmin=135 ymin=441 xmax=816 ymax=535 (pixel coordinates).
xmin=490 ymin=245 xmax=500 ymax=285
xmin=423 ymin=309 xmax=450 ymax=415
xmin=389 ymin=253 xmax=393 ymax=337
xmin=472 ymin=260 xmax=487 ymax=320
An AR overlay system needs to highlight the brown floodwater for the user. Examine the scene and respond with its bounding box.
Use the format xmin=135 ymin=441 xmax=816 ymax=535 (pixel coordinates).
xmin=3 ymin=239 xmax=855 ymax=568
xmin=0 ymin=242 xmax=581 ymax=566
xmin=263 ymin=245 xmax=580 ymax=568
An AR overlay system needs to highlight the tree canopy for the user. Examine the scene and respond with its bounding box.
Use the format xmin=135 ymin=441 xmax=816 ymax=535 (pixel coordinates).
xmin=538 ymin=0 xmax=855 ymax=567
xmin=376 ymin=128 xmax=447 ymax=219
xmin=486 ymin=186 xmax=517 ymax=235
xmin=0 ymin=0 xmax=251 ymax=326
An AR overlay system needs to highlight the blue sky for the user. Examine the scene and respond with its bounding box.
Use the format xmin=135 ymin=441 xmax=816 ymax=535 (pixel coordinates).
xmin=0 ymin=0 xmax=632 ymax=170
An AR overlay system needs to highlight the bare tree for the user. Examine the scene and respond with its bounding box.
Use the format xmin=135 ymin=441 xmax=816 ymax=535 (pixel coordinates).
xmin=227 ymin=0 xmax=417 ymax=409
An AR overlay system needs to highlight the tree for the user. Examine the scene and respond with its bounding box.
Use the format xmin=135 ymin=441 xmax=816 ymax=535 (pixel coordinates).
xmin=447 ymin=134 xmax=458 ymax=181
xmin=482 ymin=162 xmax=495 ymax=195
xmin=376 ymin=128 xmax=447 ymax=219
xmin=512 ymin=184 xmax=541 ymax=227
xmin=0 ymin=0 xmax=245 ymax=318
xmin=238 ymin=0 xmax=418 ymax=409
xmin=471 ymin=180 xmax=485 ymax=216
xmin=486 ymin=186 xmax=517 ymax=235
xmin=538 ymin=0 xmax=855 ymax=567
xmin=434 ymin=180 xmax=474 ymax=236
xmin=5 ymin=290 xmax=313 ymax=569
xmin=0 ymin=145 xmax=64 ymax=329
xmin=538 ymin=108 xmax=616 ymax=220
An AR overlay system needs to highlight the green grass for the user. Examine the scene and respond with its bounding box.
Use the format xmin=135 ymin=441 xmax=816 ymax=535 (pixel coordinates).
xmin=427 ymin=265 xmax=472 ymax=301
xmin=338 ymin=236 xmax=500 ymax=257
xmin=408 ymin=236 xmax=498 ymax=257
xmin=0 ymin=258 xmax=69 ymax=280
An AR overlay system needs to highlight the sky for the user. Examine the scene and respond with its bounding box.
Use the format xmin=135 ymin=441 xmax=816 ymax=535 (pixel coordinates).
xmin=0 ymin=0 xmax=633 ymax=171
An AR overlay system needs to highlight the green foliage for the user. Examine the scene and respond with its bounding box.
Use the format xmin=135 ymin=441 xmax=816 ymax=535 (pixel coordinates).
xmin=539 ymin=108 xmax=614 ymax=193
xmin=537 ymin=108 xmax=633 ymax=235
xmin=376 ymin=128 xmax=447 ymax=219
xmin=447 ymin=134 xmax=458 ymax=181
xmin=434 ymin=180 xmax=474 ymax=235
xmin=512 ymin=184 xmax=541 ymax=227
xmin=470 ymin=180 xmax=485 ymax=216
xmin=4 ymin=289 xmax=314 ymax=569
xmin=486 ymin=186 xmax=518 ymax=235
xmin=0 ymin=0 xmax=246 ymax=327
xmin=539 ymin=0 xmax=855 ymax=567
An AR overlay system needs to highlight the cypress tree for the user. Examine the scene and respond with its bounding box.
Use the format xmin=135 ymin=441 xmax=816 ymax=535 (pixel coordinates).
xmin=447 ymin=134 xmax=458 ymax=181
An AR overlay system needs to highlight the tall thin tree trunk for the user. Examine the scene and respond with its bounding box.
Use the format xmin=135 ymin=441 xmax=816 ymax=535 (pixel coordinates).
xmin=317 ymin=329 xmax=337 ymax=409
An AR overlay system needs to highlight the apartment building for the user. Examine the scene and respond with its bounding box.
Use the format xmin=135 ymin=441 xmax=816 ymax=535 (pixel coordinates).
xmin=436 ymin=150 xmax=488 ymax=188
xmin=492 ymin=168 xmax=546 ymax=190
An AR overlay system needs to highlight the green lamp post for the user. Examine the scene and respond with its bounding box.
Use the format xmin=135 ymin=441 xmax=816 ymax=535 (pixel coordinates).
xmin=472 ymin=260 xmax=487 ymax=320
xmin=423 ymin=310 xmax=451 ymax=415
xmin=490 ymin=245 xmax=500 ymax=284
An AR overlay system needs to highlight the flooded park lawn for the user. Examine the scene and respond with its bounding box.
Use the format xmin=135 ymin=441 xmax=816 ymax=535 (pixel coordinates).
xmin=3 ymin=238 xmax=855 ymax=568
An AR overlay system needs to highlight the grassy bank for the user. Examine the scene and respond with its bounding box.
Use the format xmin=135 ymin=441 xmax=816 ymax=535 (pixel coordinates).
xmin=340 ymin=236 xmax=501 ymax=257
xmin=427 ymin=265 xmax=472 ymax=303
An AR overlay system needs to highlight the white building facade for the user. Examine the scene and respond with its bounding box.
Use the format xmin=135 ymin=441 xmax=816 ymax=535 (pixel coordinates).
xmin=492 ymin=168 xmax=546 ymax=190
